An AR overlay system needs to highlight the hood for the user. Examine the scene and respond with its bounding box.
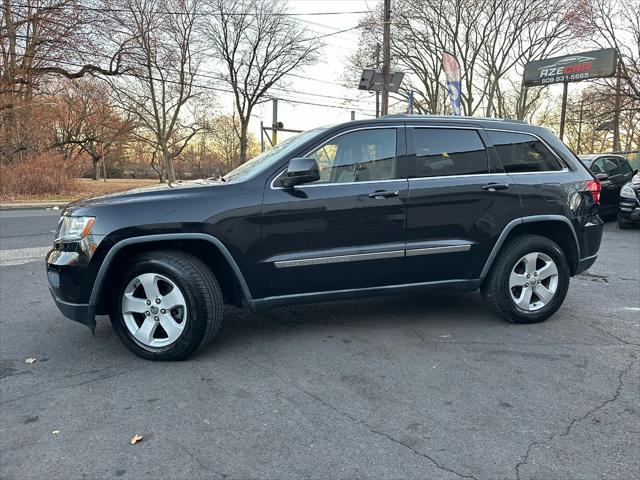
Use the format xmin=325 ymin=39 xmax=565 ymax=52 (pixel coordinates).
xmin=63 ymin=179 xmax=223 ymax=214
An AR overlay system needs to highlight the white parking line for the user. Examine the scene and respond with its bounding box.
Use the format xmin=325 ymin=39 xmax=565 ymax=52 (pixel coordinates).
xmin=0 ymin=246 xmax=50 ymax=266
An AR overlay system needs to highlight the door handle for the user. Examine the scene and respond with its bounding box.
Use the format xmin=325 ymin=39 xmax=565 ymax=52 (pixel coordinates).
xmin=368 ymin=190 xmax=400 ymax=199
xmin=482 ymin=183 xmax=510 ymax=191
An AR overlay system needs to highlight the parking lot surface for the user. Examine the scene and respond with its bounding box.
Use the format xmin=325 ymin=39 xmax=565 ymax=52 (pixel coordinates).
xmin=1 ymin=210 xmax=638 ymax=480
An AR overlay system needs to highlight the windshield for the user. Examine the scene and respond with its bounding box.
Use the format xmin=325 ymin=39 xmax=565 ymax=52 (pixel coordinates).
xmin=223 ymin=127 xmax=328 ymax=183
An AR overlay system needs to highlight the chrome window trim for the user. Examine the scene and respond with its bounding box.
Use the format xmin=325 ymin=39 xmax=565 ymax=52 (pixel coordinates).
xmin=408 ymin=172 xmax=509 ymax=181
xmin=484 ymin=128 xmax=570 ymax=172
xmin=270 ymin=125 xmax=405 ymax=190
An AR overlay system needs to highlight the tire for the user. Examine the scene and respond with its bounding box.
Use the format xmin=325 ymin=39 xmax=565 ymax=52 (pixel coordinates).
xmin=481 ymin=234 xmax=570 ymax=324
xmin=617 ymin=212 xmax=633 ymax=229
xmin=110 ymin=250 xmax=223 ymax=360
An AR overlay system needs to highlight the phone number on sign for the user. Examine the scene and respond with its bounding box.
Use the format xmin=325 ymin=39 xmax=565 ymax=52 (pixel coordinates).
xmin=541 ymin=72 xmax=591 ymax=84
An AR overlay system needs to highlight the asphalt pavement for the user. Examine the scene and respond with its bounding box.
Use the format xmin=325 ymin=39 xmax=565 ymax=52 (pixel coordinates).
xmin=0 ymin=210 xmax=638 ymax=480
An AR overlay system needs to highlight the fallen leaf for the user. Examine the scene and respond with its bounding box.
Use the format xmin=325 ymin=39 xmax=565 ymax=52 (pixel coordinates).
xmin=52 ymin=430 xmax=60 ymax=435
xmin=25 ymin=358 xmax=36 ymax=364
xmin=130 ymin=434 xmax=143 ymax=445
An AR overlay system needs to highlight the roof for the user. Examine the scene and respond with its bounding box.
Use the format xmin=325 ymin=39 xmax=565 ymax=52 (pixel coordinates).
xmin=579 ymin=153 xmax=627 ymax=162
xmin=381 ymin=114 xmax=529 ymax=125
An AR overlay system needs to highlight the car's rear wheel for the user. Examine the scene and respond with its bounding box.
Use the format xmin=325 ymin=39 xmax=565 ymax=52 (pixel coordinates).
xmin=481 ymin=234 xmax=570 ymax=323
xmin=617 ymin=212 xmax=633 ymax=229
xmin=110 ymin=251 xmax=223 ymax=360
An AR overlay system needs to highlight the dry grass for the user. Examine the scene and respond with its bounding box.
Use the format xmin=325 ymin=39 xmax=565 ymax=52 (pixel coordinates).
xmin=1 ymin=177 xmax=159 ymax=203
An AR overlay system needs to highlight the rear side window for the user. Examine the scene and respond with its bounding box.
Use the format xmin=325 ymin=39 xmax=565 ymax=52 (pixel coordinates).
xmin=614 ymin=158 xmax=633 ymax=176
xmin=592 ymin=158 xmax=618 ymax=175
xmin=411 ymin=128 xmax=489 ymax=177
xmin=487 ymin=131 xmax=563 ymax=173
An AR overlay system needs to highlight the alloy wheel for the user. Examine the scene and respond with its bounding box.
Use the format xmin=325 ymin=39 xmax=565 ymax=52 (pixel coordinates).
xmin=508 ymin=252 xmax=559 ymax=311
xmin=121 ymin=273 xmax=188 ymax=348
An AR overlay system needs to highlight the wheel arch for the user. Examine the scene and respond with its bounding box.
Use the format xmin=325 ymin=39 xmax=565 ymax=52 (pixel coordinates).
xmin=480 ymin=215 xmax=580 ymax=279
xmin=93 ymin=234 xmax=254 ymax=315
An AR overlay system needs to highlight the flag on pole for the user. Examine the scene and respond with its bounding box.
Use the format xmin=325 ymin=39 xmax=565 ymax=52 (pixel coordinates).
xmin=442 ymin=52 xmax=462 ymax=115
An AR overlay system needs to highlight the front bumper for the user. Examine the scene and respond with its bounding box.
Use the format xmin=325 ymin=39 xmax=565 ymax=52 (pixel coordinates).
xmin=619 ymin=188 xmax=640 ymax=222
xmin=48 ymin=287 xmax=96 ymax=331
xmin=46 ymin=234 xmax=103 ymax=330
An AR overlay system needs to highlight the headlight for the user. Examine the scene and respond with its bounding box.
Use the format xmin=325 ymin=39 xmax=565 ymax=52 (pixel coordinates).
xmin=56 ymin=216 xmax=95 ymax=242
xmin=620 ymin=184 xmax=636 ymax=199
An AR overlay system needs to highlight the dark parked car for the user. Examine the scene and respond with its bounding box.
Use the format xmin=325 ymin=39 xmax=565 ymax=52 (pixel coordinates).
xmin=618 ymin=180 xmax=640 ymax=228
xmin=581 ymin=154 xmax=637 ymax=218
xmin=47 ymin=116 xmax=603 ymax=360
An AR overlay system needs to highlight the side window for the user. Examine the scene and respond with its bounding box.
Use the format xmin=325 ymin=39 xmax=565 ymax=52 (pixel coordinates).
xmin=614 ymin=158 xmax=632 ymax=176
xmin=411 ymin=128 xmax=488 ymax=177
xmin=487 ymin=131 xmax=564 ymax=173
xmin=304 ymin=128 xmax=397 ymax=184
xmin=591 ymin=159 xmax=606 ymax=174
xmin=597 ymin=158 xmax=620 ymax=176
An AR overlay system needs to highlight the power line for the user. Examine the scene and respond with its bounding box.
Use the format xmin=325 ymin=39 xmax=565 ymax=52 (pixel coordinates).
xmin=8 ymin=2 xmax=370 ymax=17
xmin=10 ymin=52 xmax=376 ymax=114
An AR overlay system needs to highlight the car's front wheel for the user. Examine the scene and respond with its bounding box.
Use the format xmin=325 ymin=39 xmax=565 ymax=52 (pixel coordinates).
xmin=110 ymin=251 xmax=223 ymax=360
xmin=481 ymin=234 xmax=570 ymax=324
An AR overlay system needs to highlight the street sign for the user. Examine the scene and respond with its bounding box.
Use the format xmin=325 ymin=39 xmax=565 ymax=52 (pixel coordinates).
xmin=358 ymin=69 xmax=404 ymax=92
xmin=523 ymin=48 xmax=617 ymax=87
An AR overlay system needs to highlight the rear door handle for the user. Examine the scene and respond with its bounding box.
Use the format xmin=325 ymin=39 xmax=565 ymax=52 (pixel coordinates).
xmin=482 ymin=183 xmax=510 ymax=191
xmin=368 ymin=190 xmax=400 ymax=199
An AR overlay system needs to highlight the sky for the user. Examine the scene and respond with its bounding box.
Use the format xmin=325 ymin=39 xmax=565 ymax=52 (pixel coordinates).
xmin=226 ymin=0 xmax=576 ymax=145
xmin=224 ymin=0 xmax=379 ymax=143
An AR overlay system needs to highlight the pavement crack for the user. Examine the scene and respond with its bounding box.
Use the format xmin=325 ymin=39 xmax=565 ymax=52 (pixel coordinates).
xmin=514 ymin=354 xmax=638 ymax=480
xmin=568 ymin=313 xmax=640 ymax=347
xmin=179 ymin=443 xmax=228 ymax=479
xmin=240 ymin=353 xmax=478 ymax=480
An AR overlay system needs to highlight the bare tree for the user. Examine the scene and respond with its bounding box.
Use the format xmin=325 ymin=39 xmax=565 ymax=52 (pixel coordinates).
xmin=51 ymin=79 xmax=132 ymax=179
xmin=586 ymin=0 xmax=640 ymax=102
xmin=346 ymin=0 xmax=575 ymax=119
xmin=202 ymin=0 xmax=321 ymax=164
xmin=0 ymin=1 xmax=126 ymax=163
xmin=108 ymin=0 xmax=202 ymax=184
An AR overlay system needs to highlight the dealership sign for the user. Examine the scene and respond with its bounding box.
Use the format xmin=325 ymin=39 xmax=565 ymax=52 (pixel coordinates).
xmin=523 ymin=48 xmax=617 ymax=87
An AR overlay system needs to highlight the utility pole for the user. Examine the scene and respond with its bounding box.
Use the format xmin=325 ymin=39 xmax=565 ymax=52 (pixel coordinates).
xmin=559 ymin=81 xmax=568 ymax=141
xmin=612 ymin=62 xmax=622 ymax=152
xmin=380 ymin=0 xmax=391 ymax=116
xmin=577 ymin=96 xmax=584 ymax=155
xmin=374 ymin=44 xmax=381 ymax=118
xmin=272 ymin=98 xmax=279 ymax=146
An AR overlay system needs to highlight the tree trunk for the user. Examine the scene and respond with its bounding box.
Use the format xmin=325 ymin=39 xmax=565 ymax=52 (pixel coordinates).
xmin=162 ymin=145 xmax=176 ymax=184
xmin=239 ymin=120 xmax=249 ymax=165
xmin=92 ymin=156 xmax=100 ymax=180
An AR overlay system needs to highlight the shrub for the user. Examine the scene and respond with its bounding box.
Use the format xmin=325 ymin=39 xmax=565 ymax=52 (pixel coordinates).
xmin=0 ymin=153 xmax=76 ymax=199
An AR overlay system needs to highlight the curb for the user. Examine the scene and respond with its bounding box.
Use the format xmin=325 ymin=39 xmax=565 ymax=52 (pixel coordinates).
xmin=0 ymin=202 xmax=69 ymax=210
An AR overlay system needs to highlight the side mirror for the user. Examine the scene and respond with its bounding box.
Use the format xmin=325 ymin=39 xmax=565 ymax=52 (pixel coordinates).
xmin=281 ymin=158 xmax=320 ymax=188
xmin=595 ymin=173 xmax=609 ymax=181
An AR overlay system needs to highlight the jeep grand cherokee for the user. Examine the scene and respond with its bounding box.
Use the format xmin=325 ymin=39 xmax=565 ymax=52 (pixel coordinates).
xmin=47 ymin=115 xmax=603 ymax=360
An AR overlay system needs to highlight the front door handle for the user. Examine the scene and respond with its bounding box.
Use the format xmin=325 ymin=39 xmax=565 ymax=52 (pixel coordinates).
xmin=368 ymin=190 xmax=400 ymax=199
xmin=482 ymin=183 xmax=510 ymax=191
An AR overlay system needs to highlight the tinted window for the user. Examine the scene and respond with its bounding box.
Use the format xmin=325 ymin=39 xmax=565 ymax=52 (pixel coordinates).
xmin=411 ymin=128 xmax=488 ymax=177
xmin=488 ymin=131 xmax=563 ymax=173
xmin=305 ymin=128 xmax=396 ymax=184
xmin=614 ymin=158 xmax=633 ymax=176
xmin=593 ymin=158 xmax=619 ymax=175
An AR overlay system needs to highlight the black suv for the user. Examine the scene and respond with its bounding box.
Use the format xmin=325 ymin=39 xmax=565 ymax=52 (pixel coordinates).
xmin=47 ymin=116 xmax=603 ymax=360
